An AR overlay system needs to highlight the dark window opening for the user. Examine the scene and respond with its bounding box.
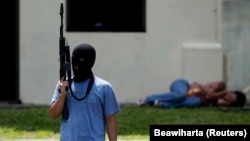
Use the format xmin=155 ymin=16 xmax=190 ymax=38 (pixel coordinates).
xmin=1 ymin=0 xmax=20 ymax=104
xmin=66 ymin=0 xmax=146 ymax=32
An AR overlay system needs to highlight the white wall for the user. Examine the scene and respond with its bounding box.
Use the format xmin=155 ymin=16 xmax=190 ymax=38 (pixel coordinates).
xmin=20 ymin=0 xmax=221 ymax=105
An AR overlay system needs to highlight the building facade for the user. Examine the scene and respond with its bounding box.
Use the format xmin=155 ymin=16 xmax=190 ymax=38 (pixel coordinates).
xmin=13 ymin=0 xmax=250 ymax=105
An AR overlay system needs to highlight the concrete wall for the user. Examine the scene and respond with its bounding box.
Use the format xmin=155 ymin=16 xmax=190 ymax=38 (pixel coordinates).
xmin=20 ymin=0 xmax=221 ymax=105
xmin=221 ymin=0 xmax=250 ymax=92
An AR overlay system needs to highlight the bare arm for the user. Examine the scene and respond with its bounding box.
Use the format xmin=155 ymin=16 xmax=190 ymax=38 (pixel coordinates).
xmin=106 ymin=114 xmax=118 ymax=141
xmin=205 ymin=90 xmax=227 ymax=101
xmin=50 ymin=93 xmax=67 ymax=119
xmin=50 ymin=78 xmax=68 ymax=120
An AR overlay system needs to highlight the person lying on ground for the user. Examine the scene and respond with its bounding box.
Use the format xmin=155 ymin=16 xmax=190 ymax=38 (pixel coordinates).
xmin=137 ymin=78 xmax=246 ymax=108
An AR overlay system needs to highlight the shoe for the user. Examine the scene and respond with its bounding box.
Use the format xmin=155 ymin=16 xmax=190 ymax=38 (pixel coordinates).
xmin=154 ymin=100 xmax=162 ymax=107
xmin=137 ymin=98 xmax=146 ymax=106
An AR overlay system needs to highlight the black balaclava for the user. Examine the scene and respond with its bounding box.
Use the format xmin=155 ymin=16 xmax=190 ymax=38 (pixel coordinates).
xmin=71 ymin=43 xmax=96 ymax=82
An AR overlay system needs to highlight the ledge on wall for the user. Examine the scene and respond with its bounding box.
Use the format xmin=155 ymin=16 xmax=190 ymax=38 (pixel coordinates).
xmin=182 ymin=42 xmax=223 ymax=84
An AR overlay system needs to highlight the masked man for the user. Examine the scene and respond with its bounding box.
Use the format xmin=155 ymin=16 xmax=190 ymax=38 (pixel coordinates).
xmin=50 ymin=43 xmax=121 ymax=141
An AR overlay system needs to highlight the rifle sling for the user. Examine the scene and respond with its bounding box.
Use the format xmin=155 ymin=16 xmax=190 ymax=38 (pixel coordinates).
xmin=62 ymin=75 xmax=94 ymax=120
xmin=70 ymin=75 xmax=94 ymax=101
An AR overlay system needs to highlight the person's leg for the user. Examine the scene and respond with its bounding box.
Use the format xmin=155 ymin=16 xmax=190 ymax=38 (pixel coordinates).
xmin=170 ymin=78 xmax=189 ymax=94
xmin=158 ymin=96 xmax=201 ymax=108
xmin=142 ymin=79 xmax=190 ymax=106
xmin=163 ymin=79 xmax=190 ymax=102
xmin=143 ymin=92 xmax=169 ymax=105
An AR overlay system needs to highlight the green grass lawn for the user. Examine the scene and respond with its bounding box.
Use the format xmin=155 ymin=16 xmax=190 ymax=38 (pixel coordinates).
xmin=0 ymin=104 xmax=250 ymax=140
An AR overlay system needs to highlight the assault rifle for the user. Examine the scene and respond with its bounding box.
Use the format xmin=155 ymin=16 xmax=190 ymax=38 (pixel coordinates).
xmin=59 ymin=3 xmax=71 ymax=120
xmin=59 ymin=3 xmax=71 ymax=82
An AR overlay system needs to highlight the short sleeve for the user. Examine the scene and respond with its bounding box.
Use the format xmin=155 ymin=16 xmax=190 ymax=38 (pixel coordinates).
xmin=103 ymin=84 xmax=121 ymax=117
xmin=50 ymin=81 xmax=61 ymax=105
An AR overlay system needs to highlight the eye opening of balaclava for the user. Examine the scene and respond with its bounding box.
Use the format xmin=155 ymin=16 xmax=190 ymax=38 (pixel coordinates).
xmin=71 ymin=43 xmax=96 ymax=82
